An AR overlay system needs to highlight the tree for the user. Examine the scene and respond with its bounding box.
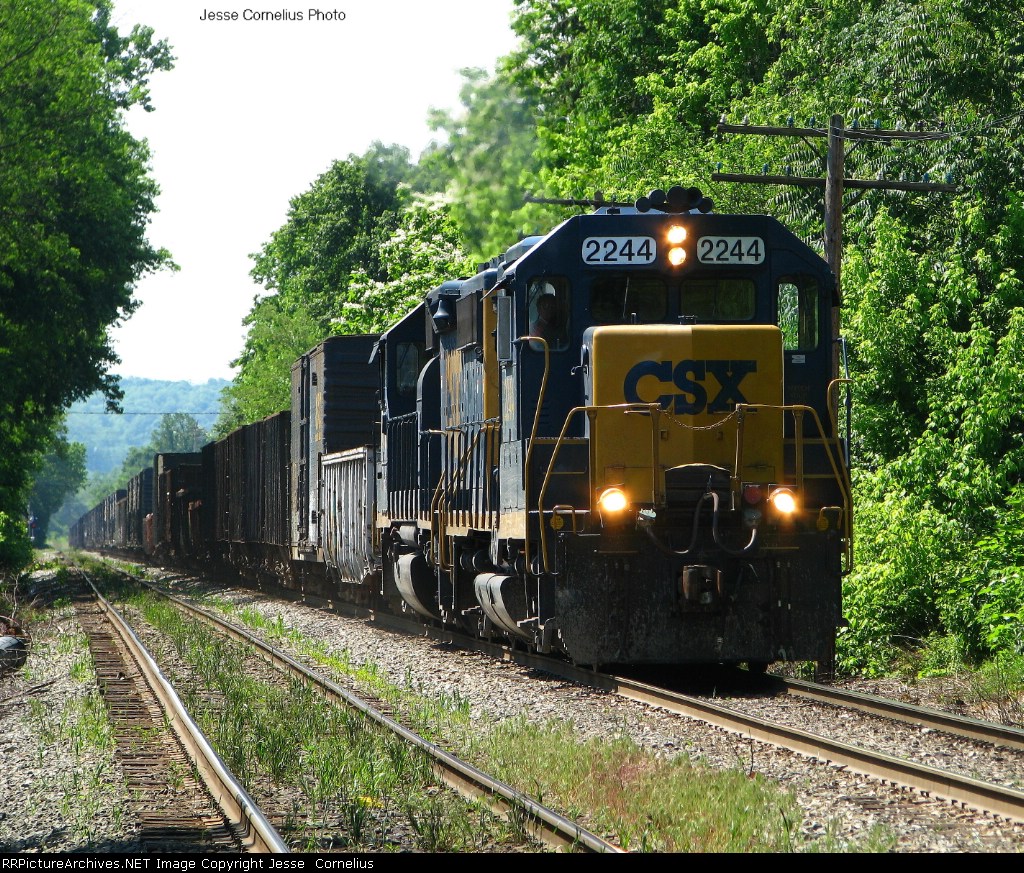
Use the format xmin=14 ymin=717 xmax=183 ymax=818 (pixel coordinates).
xmin=119 ymin=413 xmax=208 ymax=474
xmin=0 ymin=513 xmax=32 ymax=580
xmin=223 ymin=144 xmax=419 ymax=429
xmin=215 ymin=301 xmax=321 ymax=435
xmin=70 ymin=413 xmax=210 ymax=523
xmin=504 ymin=0 xmax=704 ymax=197
xmin=248 ymin=143 xmax=414 ymax=329
xmin=27 ymin=429 xmax=87 ymax=546
xmin=839 ymin=206 xmax=1024 ymax=670
xmin=425 ymin=68 xmax=557 ymax=260
xmin=341 ymin=191 xmax=476 ymax=333
xmin=219 ymin=191 xmax=476 ymax=430
xmin=0 ymin=0 xmax=172 ymax=568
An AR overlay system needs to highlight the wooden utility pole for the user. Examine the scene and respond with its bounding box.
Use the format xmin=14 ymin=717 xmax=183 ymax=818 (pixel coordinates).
xmin=713 ymin=113 xmax=955 ymax=377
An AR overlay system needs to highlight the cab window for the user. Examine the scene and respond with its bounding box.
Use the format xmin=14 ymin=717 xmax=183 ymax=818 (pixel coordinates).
xmin=590 ymin=276 xmax=667 ymax=324
xmin=680 ymin=278 xmax=755 ymax=321
xmin=395 ymin=341 xmax=425 ymax=396
xmin=527 ymin=278 xmax=570 ymax=351
xmin=777 ymin=277 xmax=819 ymax=350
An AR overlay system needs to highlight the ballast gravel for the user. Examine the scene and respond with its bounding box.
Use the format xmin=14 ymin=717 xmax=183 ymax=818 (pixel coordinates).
xmin=159 ymin=573 xmax=1024 ymax=853
xmin=3 ymin=563 xmax=1024 ymax=853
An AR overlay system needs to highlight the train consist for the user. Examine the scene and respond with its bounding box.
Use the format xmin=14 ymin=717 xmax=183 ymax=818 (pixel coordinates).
xmin=72 ymin=187 xmax=852 ymax=672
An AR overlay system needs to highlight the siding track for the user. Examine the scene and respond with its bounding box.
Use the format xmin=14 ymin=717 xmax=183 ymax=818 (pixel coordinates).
xmin=72 ymin=569 xmax=287 ymax=853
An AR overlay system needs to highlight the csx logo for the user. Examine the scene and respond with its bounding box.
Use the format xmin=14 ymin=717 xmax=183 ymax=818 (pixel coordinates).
xmin=623 ymin=359 xmax=756 ymax=414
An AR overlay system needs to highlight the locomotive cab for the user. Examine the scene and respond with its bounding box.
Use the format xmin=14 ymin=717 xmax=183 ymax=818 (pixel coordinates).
xmin=380 ymin=186 xmax=850 ymax=673
xmin=485 ymin=192 xmax=849 ymax=669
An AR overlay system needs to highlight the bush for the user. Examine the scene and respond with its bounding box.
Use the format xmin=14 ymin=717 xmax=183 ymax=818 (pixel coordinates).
xmin=0 ymin=512 xmax=33 ymax=578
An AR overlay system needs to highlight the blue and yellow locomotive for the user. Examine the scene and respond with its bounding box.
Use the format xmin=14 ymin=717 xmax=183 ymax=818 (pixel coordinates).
xmin=375 ymin=186 xmax=849 ymax=670
xmin=73 ymin=186 xmax=851 ymax=673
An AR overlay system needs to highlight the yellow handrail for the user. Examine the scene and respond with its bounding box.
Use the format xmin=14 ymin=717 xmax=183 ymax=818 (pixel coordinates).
xmin=529 ymin=400 xmax=854 ymax=575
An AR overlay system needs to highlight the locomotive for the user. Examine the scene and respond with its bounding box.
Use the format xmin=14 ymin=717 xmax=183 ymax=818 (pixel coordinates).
xmin=71 ymin=186 xmax=852 ymax=673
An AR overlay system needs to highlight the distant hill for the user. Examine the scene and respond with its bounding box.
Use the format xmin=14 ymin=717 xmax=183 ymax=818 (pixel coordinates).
xmin=66 ymin=376 xmax=229 ymax=475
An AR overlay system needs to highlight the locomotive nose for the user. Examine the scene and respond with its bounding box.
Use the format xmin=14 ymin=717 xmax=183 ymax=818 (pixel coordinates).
xmin=581 ymin=322 xmax=785 ymax=513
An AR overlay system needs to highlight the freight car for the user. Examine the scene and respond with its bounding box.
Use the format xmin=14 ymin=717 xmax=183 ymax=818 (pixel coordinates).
xmin=71 ymin=187 xmax=852 ymax=674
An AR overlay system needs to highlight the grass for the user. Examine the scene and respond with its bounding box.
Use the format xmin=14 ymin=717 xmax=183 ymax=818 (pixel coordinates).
xmin=126 ymin=589 xmax=527 ymax=851
xmin=475 ymin=715 xmax=897 ymax=852
xmin=885 ymin=634 xmax=1024 ymax=727
xmin=124 ymin=577 xmax=897 ymax=853
xmin=972 ymin=651 xmax=1024 ymax=724
xmin=23 ymin=628 xmax=121 ymax=849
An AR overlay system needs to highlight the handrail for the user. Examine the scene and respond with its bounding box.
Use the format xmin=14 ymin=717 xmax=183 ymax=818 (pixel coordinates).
xmin=535 ymin=403 xmax=659 ymax=573
xmin=738 ymin=403 xmax=853 ymax=571
xmin=520 ymin=334 xmax=550 ymax=578
xmin=531 ymin=400 xmax=854 ymax=574
xmin=431 ymin=425 xmax=491 ymax=571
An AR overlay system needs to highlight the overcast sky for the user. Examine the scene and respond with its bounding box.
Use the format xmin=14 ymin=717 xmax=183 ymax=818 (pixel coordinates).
xmin=108 ymin=1 xmax=517 ymax=384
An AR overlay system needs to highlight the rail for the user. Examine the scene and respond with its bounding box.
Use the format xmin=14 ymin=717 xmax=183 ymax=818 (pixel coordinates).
xmin=79 ymin=571 xmax=289 ymax=853
xmin=131 ymin=574 xmax=625 ymax=853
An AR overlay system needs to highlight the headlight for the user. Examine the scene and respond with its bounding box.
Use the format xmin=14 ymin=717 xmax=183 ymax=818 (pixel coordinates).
xmin=666 ymin=225 xmax=687 ymax=265
xmin=597 ymin=487 xmax=629 ymax=513
xmin=666 ymin=225 xmax=687 ymax=244
xmin=769 ymin=487 xmax=797 ymax=515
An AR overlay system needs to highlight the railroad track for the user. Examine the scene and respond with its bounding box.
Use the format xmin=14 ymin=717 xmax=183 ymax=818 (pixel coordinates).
xmin=601 ymin=671 xmax=1024 ymax=825
xmin=99 ymin=557 xmax=1024 ymax=834
xmin=71 ymin=569 xmax=287 ymax=853
xmin=96 ymin=563 xmax=624 ymax=853
xmin=286 ymin=582 xmax=1024 ymax=827
xmin=466 ymin=635 xmax=1024 ymax=827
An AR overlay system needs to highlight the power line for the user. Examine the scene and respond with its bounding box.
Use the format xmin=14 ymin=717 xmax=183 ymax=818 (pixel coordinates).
xmin=713 ymin=113 xmax=956 ymax=295
xmin=714 ymin=113 xmax=957 ymax=386
xmin=66 ymin=411 xmax=221 ymax=415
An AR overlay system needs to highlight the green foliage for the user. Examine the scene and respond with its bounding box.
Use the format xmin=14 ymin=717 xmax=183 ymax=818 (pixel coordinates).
xmin=838 ymin=203 xmax=1024 ymax=673
xmin=506 ymin=0 xmax=680 ymax=189
xmin=839 ymin=486 xmax=965 ymax=675
xmin=970 ymin=485 xmax=1024 ymax=654
xmin=222 ymin=144 xmax=419 ymax=428
xmin=338 ymin=192 xmax=476 ymax=334
xmin=215 ymin=300 xmax=320 ymax=435
xmin=27 ymin=428 xmax=87 ymax=546
xmin=426 ymin=68 xmax=560 ymax=259
xmin=0 ymin=512 xmax=34 ymax=578
xmin=248 ymin=143 xmax=413 ymax=329
xmin=223 ymin=155 xmax=477 ymax=429
xmin=0 ymin=0 xmax=172 ymax=543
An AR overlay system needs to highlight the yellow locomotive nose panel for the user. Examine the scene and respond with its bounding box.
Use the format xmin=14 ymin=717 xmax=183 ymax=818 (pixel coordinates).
xmin=583 ymin=324 xmax=784 ymax=504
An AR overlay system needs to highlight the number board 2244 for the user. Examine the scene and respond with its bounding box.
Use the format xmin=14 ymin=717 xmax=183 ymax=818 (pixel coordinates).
xmin=697 ymin=236 xmax=765 ymax=264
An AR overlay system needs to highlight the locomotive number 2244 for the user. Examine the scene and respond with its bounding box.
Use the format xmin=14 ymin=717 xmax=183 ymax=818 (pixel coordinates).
xmin=581 ymin=236 xmax=657 ymax=265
